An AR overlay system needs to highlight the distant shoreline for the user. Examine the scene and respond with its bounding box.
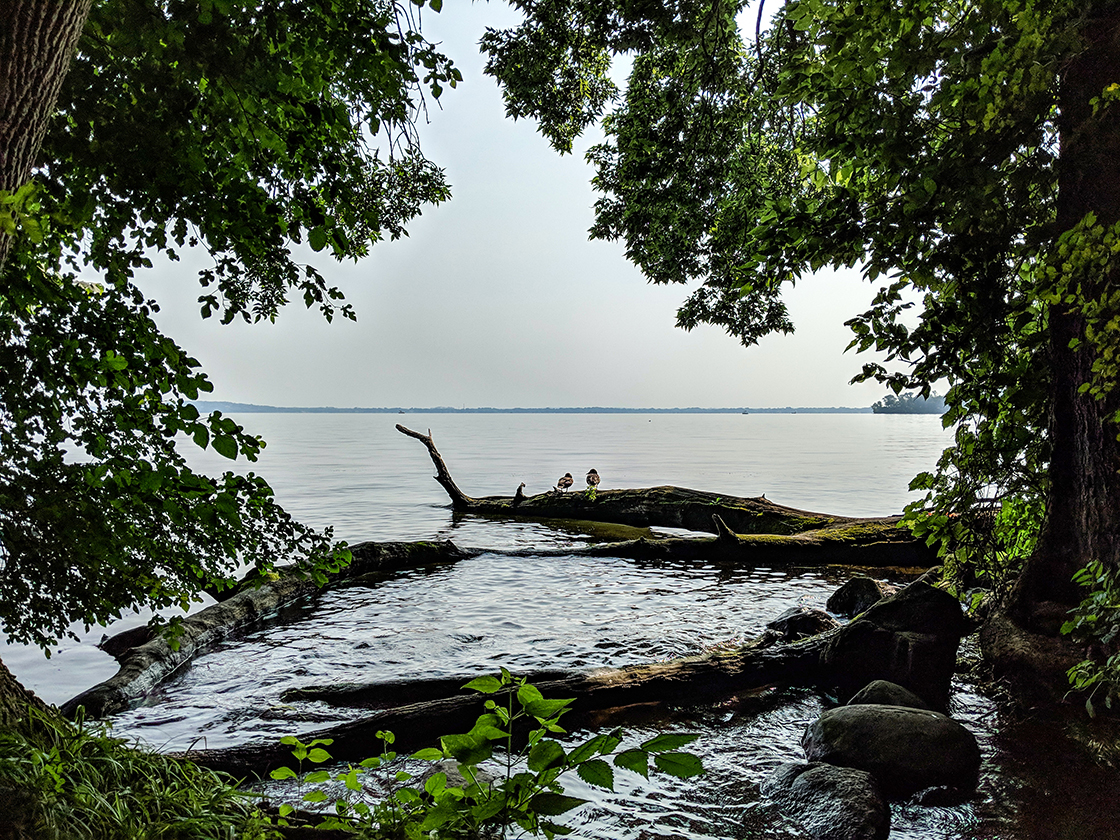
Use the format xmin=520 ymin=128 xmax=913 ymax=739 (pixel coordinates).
xmin=192 ymin=401 xmax=876 ymax=415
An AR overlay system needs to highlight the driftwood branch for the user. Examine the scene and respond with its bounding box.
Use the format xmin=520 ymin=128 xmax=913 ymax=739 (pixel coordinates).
xmin=62 ymin=541 xmax=470 ymax=719
xmin=396 ymin=425 xmax=473 ymax=509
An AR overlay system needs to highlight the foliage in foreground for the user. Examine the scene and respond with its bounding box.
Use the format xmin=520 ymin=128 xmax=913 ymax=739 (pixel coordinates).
xmin=1063 ymin=562 xmax=1120 ymax=716
xmin=0 ymin=675 xmax=702 ymax=839
xmin=0 ymin=708 xmax=275 ymax=840
xmin=0 ymin=0 xmax=456 ymax=650
xmin=268 ymin=670 xmax=704 ymax=838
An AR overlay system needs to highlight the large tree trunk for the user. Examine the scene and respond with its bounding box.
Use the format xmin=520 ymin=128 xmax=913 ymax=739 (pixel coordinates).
xmin=0 ymin=0 xmax=92 ymax=268
xmin=984 ymin=12 xmax=1120 ymax=701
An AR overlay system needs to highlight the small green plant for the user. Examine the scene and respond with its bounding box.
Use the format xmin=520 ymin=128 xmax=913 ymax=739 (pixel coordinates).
xmin=1063 ymin=560 xmax=1120 ymax=716
xmin=267 ymin=670 xmax=704 ymax=838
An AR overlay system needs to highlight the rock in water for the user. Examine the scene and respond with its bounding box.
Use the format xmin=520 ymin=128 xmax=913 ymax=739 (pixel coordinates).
xmin=762 ymin=762 xmax=890 ymax=840
xmin=826 ymin=576 xmax=899 ymax=618
xmin=765 ymin=607 xmax=841 ymax=642
xmin=802 ymin=704 xmax=981 ymax=798
xmin=848 ymin=679 xmax=932 ymax=711
xmin=820 ymin=580 xmax=967 ymax=710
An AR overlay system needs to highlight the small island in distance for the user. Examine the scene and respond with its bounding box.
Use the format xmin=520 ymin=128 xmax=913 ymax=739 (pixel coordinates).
xmin=192 ymin=401 xmax=942 ymax=415
xmin=871 ymin=393 xmax=947 ymax=414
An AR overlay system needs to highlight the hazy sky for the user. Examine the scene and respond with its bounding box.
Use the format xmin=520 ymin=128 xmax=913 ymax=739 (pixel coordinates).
xmin=138 ymin=2 xmax=896 ymax=409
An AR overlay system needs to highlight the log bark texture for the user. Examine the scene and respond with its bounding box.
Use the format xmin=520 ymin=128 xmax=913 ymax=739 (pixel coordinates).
xmin=61 ymin=540 xmax=469 ymax=719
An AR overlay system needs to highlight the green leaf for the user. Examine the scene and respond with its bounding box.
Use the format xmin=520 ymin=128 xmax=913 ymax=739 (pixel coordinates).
xmin=575 ymin=758 xmax=614 ymax=789
xmin=653 ymin=751 xmax=704 ymax=778
xmin=517 ymin=683 xmax=545 ymax=707
xmin=527 ymin=739 xmax=566 ymax=772
xmin=269 ymin=766 xmax=297 ymax=780
xmin=529 ymin=793 xmax=588 ymax=816
xmin=525 ymin=697 xmax=573 ymax=720
xmin=640 ymin=733 xmax=700 ymax=753
xmin=212 ymin=434 xmax=238 ymax=460
xmin=412 ymin=747 xmax=444 ymax=761
xmin=440 ymin=733 xmax=492 ymax=766
xmin=305 ymin=770 xmax=331 ymax=783
xmin=308 ymin=226 xmax=328 ymax=252
xmin=424 ymin=771 xmax=447 ymax=796
xmin=307 ymin=748 xmax=332 ymax=763
xmin=613 ymin=749 xmax=649 ymax=779
xmin=464 ymin=675 xmax=504 ymax=694
xmin=303 ymin=790 xmax=328 ymax=803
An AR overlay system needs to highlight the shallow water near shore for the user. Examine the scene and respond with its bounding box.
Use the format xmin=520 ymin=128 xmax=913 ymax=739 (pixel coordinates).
xmin=7 ymin=412 xmax=1120 ymax=838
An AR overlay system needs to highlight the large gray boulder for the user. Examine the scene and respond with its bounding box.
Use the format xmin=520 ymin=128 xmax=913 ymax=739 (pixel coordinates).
xmin=826 ymin=577 xmax=899 ymax=618
xmin=802 ymin=704 xmax=981 ymax=798
xmin=819 ymin=580 xmax=967 ymax=710
xmin=761 ymin=762 xmax=890 ymax=840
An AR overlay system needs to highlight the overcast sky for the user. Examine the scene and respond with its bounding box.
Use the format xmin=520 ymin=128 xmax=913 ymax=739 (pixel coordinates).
xmin=138 ymin=2 xmax=895 ymax=410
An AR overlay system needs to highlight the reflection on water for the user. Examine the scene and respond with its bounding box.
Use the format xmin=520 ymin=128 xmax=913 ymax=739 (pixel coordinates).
xmin=112 ymin=553 xmax=851 ymax=751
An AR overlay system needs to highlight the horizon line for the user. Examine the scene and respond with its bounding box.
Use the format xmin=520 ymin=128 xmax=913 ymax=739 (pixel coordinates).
xmin=191 ymin=400 xmax=876 ymax=414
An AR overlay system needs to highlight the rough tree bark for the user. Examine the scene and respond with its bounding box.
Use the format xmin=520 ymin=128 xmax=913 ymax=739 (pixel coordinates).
xmin=983 ymin=12 xmax=1120 ymax=701
xmin=0 ymin=0 xmax=92 ymax=268
xmin=0 ymin=0 xmax=94 ymax=722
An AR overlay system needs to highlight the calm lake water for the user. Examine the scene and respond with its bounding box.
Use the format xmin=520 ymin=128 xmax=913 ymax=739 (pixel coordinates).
xmin=9 ymin=412 xmax=1117 ymax=839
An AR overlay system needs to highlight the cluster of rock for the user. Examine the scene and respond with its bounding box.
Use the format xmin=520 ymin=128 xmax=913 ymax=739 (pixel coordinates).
xmin=760 ymin=576 xmax=982 ymax=840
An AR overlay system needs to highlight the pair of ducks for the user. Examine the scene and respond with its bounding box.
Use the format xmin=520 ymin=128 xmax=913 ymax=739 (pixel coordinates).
xmin=556 ymin=469 xmax=599 ymax=492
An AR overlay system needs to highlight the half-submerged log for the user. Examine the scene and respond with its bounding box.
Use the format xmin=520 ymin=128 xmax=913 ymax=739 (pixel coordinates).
xmin=178 ymin=634 xmax=830 ymax=778
xmin=397 ymin=424 xmax=854 ymax=534
xmin=396 ymin=426 xmax=933 ymax=568
xmin=61 ymin=540 xmax=469 ymax=719
xmin=513 ymin=515 xmax=936 ymax=568
xmin=179 ymin=580 xmax=965 ymax=779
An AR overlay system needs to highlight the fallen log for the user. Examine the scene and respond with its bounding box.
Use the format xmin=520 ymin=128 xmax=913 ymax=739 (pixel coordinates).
xmin=178 ymin=579 xmax=966 ymax=779
xmin=61 ymin=540 xmax=470 ymax=719
xmin=397 ymin=424 xmax=856 ymax=534
xmin=177 ymin=634 xmax=830 ymax=778
xmin=396 ymin=426 xmax=933 ymax=565
xmin=488 ymin=515 xmax=935 ymax=568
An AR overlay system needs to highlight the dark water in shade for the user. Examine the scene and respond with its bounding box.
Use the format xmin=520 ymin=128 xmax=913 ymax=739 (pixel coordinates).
xmin=6 ymin=413 xmax=1120 ymax=838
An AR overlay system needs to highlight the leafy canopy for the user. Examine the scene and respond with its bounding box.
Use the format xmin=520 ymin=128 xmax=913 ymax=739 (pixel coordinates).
xmin=480 ymin=0 xmax=1118 ymax=583
xmin=0 ymin=0 xmax=458 ymax=648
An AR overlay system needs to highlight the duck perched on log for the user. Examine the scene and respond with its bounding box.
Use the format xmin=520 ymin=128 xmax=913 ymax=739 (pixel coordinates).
xmin=586 ymin=469 xmax=600 ymax=490
xmin=556 ymin=473 xmax=574 ymax=492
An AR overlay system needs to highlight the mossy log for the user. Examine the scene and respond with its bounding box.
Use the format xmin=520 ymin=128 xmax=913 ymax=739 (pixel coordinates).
xmin=176 ymin=634 xmax=830 ymax=778
xmin=498 ymin=516 xmax=935 ymax=568
xmin=61 ymin=540 xmax=469 ymax=719
xmin=397 ymin=424 xmax=935 ymax=567
xmin=398 ymin=424 xmax=854 ymax=534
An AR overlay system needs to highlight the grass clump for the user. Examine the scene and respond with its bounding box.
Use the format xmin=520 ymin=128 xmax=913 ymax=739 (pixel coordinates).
xmin=0 ymin=708 xmax=276 ymax=840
